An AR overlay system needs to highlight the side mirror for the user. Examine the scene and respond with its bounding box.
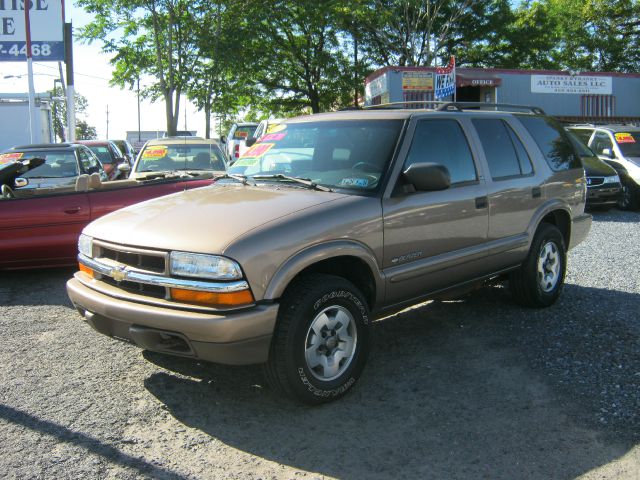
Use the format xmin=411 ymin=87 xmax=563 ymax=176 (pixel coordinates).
xmin=245 ymin=137 xmax=257 ymax=148
xmin=14 ymin=177 xmax=29 ymax=188
xmin=403 ymin=162 xmax=451 ymax=192
xmin=117 ymin=163 xmax=131 ymax=174
xmin=601 ymin=148 xmax=615 ymax=159
xmin=220 ymin=135 xmax=226 ymax=144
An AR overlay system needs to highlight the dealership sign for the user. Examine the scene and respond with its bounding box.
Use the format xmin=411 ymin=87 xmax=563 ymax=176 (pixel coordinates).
xmin=531 ymin=75 xmax=612 ymax=95
xmin=0 ymin=0 xmax=64 ymax=61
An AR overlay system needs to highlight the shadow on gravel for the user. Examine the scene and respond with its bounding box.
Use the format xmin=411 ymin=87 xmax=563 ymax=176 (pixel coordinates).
xmin=0 ymin=267 xmax=75 ymax=307
xmin=143 ymin=283 xmax=638 ymax=479
xmin=0 ymin=404 xmax=187 ymax=480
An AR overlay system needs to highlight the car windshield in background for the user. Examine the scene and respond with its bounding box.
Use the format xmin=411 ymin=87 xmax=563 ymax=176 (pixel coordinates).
xmin=566 ymin=131 xmax=596 ymax=157
xmin=0 ymin=151 xmax=78 ymax=178
xmin=135 ymin=144 xmax=226 ymax=173
xmin=613 ymin=131 xmax=640 ymax=157
xmin=233 ymin=126 xmax=257 ymax=140
xmin=227 ymin=120 xmax=403 ymax=192
xmin=88 ymin=146 xmax=116 ymax=164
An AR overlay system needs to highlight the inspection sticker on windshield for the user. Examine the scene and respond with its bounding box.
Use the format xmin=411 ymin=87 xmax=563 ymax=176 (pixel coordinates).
xmin=142 ymin=146 xmax=168 ymax=158
xmin=0 ymin=152 xmax=23 ymax=164
xmin=615 ymin=133 xmax=636 ymax=144
xmin=241 ymin=143 xmax=274 ymax=158
xmin=340 ymin=177 xmax=369 ymax=187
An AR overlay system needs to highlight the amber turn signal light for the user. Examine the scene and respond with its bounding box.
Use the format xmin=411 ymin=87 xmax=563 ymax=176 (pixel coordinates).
xmin=79 ymin=263 xmax=94 ymax=278
xmin=170 ymin=288 xmax=254 ymax=307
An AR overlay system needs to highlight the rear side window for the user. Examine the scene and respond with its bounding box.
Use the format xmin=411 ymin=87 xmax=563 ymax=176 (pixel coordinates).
xmin=472 ymin=119 xmax=533 ymax=179
xmin=405 ymin=119 xmax=477 ymax=185
xmin=518 ymin=116 xmax=580 ymax=171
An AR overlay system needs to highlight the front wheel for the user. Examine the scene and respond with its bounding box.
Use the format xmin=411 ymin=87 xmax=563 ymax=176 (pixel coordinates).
xmin=509 ymin=223 xmax=567 ymax=308
xmin=617 ymin=179 xmax=639 ymax=211
xmin=264 ymin=274 xmax=370 ymax=404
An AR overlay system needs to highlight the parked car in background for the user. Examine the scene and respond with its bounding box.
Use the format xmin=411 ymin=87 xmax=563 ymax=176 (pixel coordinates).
xmin=74 ymin=140 xmax=128 ymax=180
xmin=0 ymin=143 xmax=107 ymax=195
xmin=110 ymin=139 xmax=136 ymax=165
xmin=131 ymin=138 xmax=226 ymax=180
xmin=568 ymin=125 xmax=640 ymax=210
xmin=566 ymin=130 xmax=621 ymax=210
xmin=224 ymin=122 xmax=258 ymax=163
xmin=0 ymin=156 xmax=217 ymax=269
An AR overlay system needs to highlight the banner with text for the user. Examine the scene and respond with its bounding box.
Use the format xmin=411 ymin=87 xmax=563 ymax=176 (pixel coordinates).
xmin=531 ymin=75 xmax=612 ymax=95
xmin=0 ymin=0 xmax=64 ymax=61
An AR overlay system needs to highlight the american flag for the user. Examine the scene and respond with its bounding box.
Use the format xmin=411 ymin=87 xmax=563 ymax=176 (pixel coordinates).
xmin=435 ymin=56 xmax=456 ymax=99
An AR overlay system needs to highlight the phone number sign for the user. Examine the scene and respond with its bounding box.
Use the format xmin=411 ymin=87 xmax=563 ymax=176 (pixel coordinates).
xmin=0 ymin=0 xmax=64 ymax=62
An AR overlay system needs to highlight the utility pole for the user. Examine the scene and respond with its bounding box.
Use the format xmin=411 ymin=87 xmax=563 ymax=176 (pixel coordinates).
xmin=137 ymin=77 xmax=141 ymax=142
xmin=106 ymin=105 xmax=109 ymax=138
xmin=64 ymin=22 xmax=76 ymax=142
xmin=24 ymin=2 xmax=36 ymax=143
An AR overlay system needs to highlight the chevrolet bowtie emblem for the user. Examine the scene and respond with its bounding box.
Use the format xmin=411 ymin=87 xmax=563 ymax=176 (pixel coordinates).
xmin=111 ymin=266 xmax=127 ymax=282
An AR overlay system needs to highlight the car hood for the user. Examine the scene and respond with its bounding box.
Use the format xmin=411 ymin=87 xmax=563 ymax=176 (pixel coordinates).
xmin=582 ymin=155 xmax=617 ymax=176
xmin=84 ymin=184 xmax=349 ymax=253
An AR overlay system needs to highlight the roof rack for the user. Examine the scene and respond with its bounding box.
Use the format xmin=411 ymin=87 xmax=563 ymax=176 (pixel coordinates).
xmin=363 ymin=101 xmax=545 ymax=115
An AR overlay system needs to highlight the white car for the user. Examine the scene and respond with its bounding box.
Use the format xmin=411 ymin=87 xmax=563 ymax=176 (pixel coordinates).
xmin=224 ymin=122 xmax=258 ymax=163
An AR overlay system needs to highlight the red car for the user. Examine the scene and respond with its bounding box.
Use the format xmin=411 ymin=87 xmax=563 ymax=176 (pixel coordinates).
xmin=0 ymin=157 xmax=221 ymax=269
xmin=74 ymin=140 xmax=127 ymax=180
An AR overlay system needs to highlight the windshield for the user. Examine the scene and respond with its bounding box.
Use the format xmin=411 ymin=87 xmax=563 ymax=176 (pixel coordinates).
xmin=0 ymin=150 xmax=78 ymax=178
xmin=566 ymin=130 xmax=596 ymax=157
xmin=135 ymin=143 xmax=226 ymax=173
xmin=227 ymin=120 xmax=403 ymax=192
xmin=88 ymin=145 xmax=116 ymax=164
xmin=613 ymin=131 xmax=640 ymax=157
xmin=233 ymin=126 xmax=257 ymax=140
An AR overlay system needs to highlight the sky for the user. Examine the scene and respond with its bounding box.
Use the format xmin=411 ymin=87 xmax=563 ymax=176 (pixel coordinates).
xmin=0 ymin=1 xmax=210 ymax=140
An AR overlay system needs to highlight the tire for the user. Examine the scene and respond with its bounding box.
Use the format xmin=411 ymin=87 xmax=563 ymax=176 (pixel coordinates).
xmin=264 ymin=273 xmax=370 ymax=405
xmin=509 ymin=223 xmax=566 ymax=308
xmin=617 ymin=179 xmax=639 ymax=211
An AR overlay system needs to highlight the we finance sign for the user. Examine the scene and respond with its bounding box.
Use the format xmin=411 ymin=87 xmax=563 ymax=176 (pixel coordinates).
xmin=0 ymin=0 xmax=63 ymax=61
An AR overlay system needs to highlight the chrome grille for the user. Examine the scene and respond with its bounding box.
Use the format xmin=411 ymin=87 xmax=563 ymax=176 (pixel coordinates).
xmin=93 ymin=240 xmax=169 ymax=298
xmin=587 ymin=177 xmax=604 ymax=187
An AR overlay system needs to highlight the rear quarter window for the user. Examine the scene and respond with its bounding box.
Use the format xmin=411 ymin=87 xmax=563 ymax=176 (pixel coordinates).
xmin=518 ymin=116 xmax=581 ymax=171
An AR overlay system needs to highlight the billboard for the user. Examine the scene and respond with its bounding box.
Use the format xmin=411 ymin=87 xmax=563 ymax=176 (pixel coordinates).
xmin=531 ymin=75 xmax=612 ymax=95
xmin=0 ymin=0 xmax=64 ymax=61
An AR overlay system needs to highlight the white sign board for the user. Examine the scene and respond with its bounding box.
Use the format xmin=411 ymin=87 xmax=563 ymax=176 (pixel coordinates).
xmin=531 ymin=75 xmax=612 ymax=95
xmin=365 ymin=74 xmax=388 ymax=100
xmin=0 ymin=0 xmax=64 ymax=61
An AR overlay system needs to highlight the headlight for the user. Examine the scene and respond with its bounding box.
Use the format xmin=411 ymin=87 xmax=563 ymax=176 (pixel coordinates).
xmin=169 ymin=252 xmax=242 ymax=280
xmin=78 ymin=234 xmax=93 ymax=258
xmin=603 ymin=175 xmax=620 ymax=184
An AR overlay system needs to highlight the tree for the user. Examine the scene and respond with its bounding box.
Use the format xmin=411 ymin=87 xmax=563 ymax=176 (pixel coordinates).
xmin=78 ymin=0 xmax=201 ymax=136
xmin=50 ymin=87 xmax=94 ymax=142
xmin=75 ymin=120 xmax=98 ymax=140
xmin=249 ymin=0 xmax=356 ymax=113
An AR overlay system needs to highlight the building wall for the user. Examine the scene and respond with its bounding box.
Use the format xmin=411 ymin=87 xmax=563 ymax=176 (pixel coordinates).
xmin=365 ymin=67 xmax=640 ymax=122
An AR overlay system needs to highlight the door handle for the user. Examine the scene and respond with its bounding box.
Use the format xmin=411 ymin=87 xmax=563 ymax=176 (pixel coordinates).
xmin=532 ymin=187 xmax=542 ymax=198
xmin=64 ymin=206 xmax=82 ymax=214
xmin=475 ymin=196 xmax=488 ymax=209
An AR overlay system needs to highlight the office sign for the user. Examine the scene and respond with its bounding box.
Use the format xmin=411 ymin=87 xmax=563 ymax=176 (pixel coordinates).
xmin=531 ymin=75 xmax=612 ymax=95
xmin=0 ymin=0 xmax=64 ymax=61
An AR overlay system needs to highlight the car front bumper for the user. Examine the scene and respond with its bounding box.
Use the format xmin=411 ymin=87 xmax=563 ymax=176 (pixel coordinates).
xmin=67 ymin=275 xmax=278 ymax=365
xmin=586 ymin=185 xmax=622 ymax=207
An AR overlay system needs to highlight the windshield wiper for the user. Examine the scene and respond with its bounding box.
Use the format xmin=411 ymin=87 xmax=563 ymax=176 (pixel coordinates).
xmin=251 ymin=174 xmax=333 ymax=192
xmin=214 ymin=173 xmax=255 ymax=186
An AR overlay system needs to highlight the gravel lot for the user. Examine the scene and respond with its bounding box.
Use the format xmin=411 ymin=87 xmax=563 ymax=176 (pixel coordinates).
xmin=1 ymin=209 xmax=638 ymax=479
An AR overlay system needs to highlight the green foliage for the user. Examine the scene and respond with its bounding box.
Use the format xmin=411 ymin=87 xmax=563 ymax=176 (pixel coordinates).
xmin=50 ymin=87 xmax=91 ymax=142
xmin=76 ymin=120 xmax=98 ymax=140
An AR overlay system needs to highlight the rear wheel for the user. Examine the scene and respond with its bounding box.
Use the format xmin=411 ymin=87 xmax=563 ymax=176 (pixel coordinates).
xmin=264 ymin=274 xmax=370 ymax=404
xmin=510 ymin=223 xmax=566 ymax=308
